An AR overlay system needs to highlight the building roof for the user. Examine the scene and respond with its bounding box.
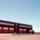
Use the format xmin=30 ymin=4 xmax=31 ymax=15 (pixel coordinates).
xmin=0 ymin=20 xmax=32 ymax=28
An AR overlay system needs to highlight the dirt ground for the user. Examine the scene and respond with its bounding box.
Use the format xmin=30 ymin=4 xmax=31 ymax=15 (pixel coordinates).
xmin=0 ymin=33 xmax=40 ymax=40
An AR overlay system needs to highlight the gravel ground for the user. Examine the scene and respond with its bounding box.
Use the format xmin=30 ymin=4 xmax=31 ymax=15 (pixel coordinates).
xmin=0 ymin=33 xmax=40 ymax=40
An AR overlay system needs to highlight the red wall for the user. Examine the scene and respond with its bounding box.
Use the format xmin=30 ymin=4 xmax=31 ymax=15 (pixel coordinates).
xmin=0 ymin=24 xmax=33 ymax=34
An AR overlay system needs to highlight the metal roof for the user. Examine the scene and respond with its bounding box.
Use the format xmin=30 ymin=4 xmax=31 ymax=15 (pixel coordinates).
xmin=0 ymin=20 xmax=32 ymax=27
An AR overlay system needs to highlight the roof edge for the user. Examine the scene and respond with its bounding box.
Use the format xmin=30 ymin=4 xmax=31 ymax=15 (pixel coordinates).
xmin=0 ymin=20 xmax=32 ymax=26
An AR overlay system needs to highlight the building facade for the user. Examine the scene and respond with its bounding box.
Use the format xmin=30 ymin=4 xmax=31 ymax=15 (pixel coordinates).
xmin=0 ymin=20 xmax=34 ymax=34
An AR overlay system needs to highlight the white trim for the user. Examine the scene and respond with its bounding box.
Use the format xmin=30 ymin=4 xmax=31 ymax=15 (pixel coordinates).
xmin=19 ymin=25 xmax=31 ymax=28
xmin=0 ymin=22 xmax=14 ymax=26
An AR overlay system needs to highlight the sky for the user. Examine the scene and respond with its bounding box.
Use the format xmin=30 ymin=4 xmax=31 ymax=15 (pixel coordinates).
xmin=0 ymin=0 xmax=40 ymax=32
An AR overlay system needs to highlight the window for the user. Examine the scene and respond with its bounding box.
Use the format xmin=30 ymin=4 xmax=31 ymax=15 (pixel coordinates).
xmin=23 ymin=29 xmax=26 ymax=31
xmin=19 ymin=28 xmax=23 ymax=31
xmin=9 ymin=27 xmax=14 ymax=31
xmin=29 ymin=29 xmax=32 ymax=32
xmin=19 ymin=28 xmax=24 ymax=32
xmin=3 ymin=27 xmax=8 ymax=30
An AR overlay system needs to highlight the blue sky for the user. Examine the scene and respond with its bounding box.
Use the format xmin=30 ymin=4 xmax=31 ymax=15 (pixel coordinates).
xmin=0 ymin=0 xmax=40 ymax=32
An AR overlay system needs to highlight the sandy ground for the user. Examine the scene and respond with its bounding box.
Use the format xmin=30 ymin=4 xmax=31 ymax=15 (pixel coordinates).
xmin=0 ymin=33 xmax=40 ymax=40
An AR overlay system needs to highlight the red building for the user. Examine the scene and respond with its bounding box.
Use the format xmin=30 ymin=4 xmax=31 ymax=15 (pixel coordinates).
xmin=0 ymin=20 xmax=34 ymax=34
